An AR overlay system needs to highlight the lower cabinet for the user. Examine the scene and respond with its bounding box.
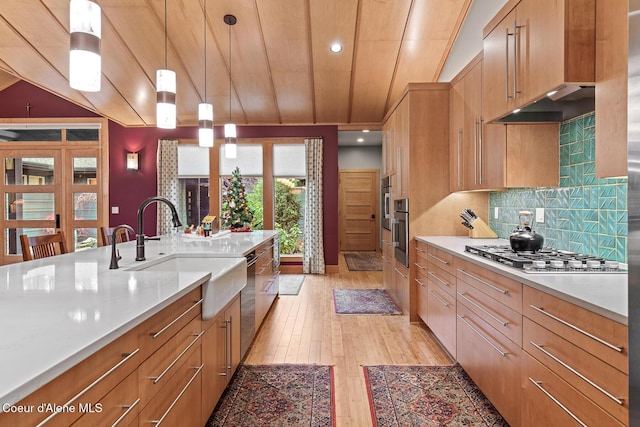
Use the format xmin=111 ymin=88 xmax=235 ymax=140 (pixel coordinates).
xmin=255 ymin=239 xmax=279 ymax=329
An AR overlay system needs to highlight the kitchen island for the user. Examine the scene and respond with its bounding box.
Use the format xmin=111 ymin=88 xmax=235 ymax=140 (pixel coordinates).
xmin=0 ymin=230 xmax=279 ymax=426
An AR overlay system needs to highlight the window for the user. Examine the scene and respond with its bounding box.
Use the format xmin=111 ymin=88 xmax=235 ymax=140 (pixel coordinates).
xmin=178 ymin=145 xmax=210 ymax=227
xmin=220 ymin=144 xmax=263 ymax=230
xmin=273 ymin=144 xmax=305 ymax=254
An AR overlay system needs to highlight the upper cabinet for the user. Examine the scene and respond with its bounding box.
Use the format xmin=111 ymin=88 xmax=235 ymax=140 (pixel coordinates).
xmin=482 ymin=0 xmax=595 ymax=123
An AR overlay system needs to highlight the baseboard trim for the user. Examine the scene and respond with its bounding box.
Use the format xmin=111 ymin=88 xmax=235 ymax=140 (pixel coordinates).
xmin=278 ymin=264 xmax=339 ymax=274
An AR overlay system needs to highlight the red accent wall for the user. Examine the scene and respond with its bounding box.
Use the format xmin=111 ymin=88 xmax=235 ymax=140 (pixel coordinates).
xmin=0 ymin=81 xmax=339 ymax=266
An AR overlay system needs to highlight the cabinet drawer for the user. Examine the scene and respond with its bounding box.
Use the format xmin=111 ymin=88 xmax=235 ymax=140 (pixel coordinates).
xmin=523 ymin=318 xmax=628 ymax=424
xmin=416 ymin=277 xmax=428 ymax=324
xmin=427 ymin=282 xmax=456 ymax=358
xmin=139 ymin=349 xmax=203 ymax=426
xmin=72 ymin=370 xmax=140 ymax=427
xmin=457 ymin=280 xmax=522 ymax=346
xmin=455 ymin=258 xmax=522 ymax=313
xmin=456 ymin=302 xmax=520 ymax=426
xmin=139 ymin=316 xmax=203 ymax=406
xmin=138 ymin=287 xmax=202 ymax=360
xmin=424 ymin=244 xmax=455 ymax=275
xmin=425 ymin=262 xmax=456 ymax=298
xmin=0 ymin=329 xmax=140 ymax=427
xmin=523 ymin=286 xmax=627 ymax=373
xmin=522 ymin=354 xmax=625 ymax=427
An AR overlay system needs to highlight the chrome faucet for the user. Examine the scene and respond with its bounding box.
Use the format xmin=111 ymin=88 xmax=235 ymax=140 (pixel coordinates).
xmin=109 ymin=224 xmax=135 ymax=269
xmin=136 ymin=196 xmax=182 ymax=261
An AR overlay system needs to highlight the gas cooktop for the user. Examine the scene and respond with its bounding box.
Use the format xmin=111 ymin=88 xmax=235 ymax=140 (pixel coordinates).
xmin=464 ymin=244 xmax=626 ymax=273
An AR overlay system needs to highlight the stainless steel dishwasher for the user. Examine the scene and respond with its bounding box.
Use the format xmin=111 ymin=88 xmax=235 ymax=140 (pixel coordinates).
xmin=240 ymin=251 xmax=257 ymax=360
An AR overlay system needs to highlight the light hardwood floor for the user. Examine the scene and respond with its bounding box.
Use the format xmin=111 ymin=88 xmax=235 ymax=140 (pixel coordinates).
xmin=244 ymin=253 xmax=453 ymax=427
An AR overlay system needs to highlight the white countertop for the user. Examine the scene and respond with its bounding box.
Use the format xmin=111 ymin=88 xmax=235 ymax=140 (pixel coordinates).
xmin=415 ymin=236 xmax=628 ymax=325
xmin=0 ymin=230 xmax=279 ymax=408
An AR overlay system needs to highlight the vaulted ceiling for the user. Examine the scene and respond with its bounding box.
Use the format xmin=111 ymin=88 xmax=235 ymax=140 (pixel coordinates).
xmin=0 ymin=0 xmax=471 ymax=128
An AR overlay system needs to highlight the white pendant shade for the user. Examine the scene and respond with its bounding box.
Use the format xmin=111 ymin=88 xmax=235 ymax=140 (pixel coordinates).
xmin=69 ymin=0 xmax=101 ymax=92
xmin=224 ymin=142 xmax=237 ymax=159
xmin=198 ymin=103 xmax=214 ymax=147
xmin=224 ymin=123 xmax=237 ymax=158
xmin=156 ymin=69 xmax=176 ymax=129
xmin=224 ymin=123 xmax=237 ymax=138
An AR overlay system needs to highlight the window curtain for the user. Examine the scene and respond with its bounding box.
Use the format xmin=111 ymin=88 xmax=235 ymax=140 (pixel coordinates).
xmin=303 ymin=137 xmax=325 ymax=274
xmin=156 ymin=139 xmax=180 ymax=235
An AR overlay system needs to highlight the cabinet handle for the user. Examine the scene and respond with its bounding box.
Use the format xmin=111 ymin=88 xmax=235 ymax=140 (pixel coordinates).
xmin=529 ymin=341 xmax=624 ymax=405
xmin=227 ymin=318 xmax=233 ymax=378
xmin=528 ymin=305 xmax=623 ymax=353
xmin=151 ymin=298 xmax=203 ymax=339
xmin=457 ymin=269 xmax=508 ymax=294
xmin=427 ymin=271 xmax=450 ymax=287
xmin=396 ymin=146 xmax=402 ymax=195
xmin=473 ymin=119 xmax=478 ymax=185
xmin=152 ymin=331 xmax=204 ymax=384
xmin=429 ymin=289 xmax=450 ymax=307
xmin=505 ymin=27 xmax=512 ymax=102
xmin=457 ymin=315 xmax=508 ymax=357
xmin=478 ymin=117 xmax=484 ymax=184
xmin=111 ymin=398 xmax=141 ymax=427
xmin=457 ymin=128 xmax=462 ymax=188
xmin=415 ymin=246 xmax=426 ymax=253
xmin=151 ymin=364 xmax=204 ymax=425
xmin=458 ymin=292 xmax=508 ymax=326
xmin=35 ymin=348 xmax=140 ymax=427
xmin=414 ymin=262 xmax=426 ymax=270
xmin=428 ymin=253 xmax=449 ymax=266
xmin=528 ymin=378 xmax=588 ymax=427
xmin=514 ymin=21 xmax=522 ymax=97
xmin=381 ymin=255 xmax=390 ymax=263
xmin=415 ymin=278 xmax=426 ymax=287
xmin=394 ymin=267 xmax=407 ymax=278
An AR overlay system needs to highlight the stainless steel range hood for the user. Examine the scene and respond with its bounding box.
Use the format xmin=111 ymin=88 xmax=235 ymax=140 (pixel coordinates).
xmin=494 ymin=85 xmax=595 ymax=123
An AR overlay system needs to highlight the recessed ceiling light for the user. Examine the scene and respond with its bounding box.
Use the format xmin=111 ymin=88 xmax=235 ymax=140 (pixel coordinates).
xmin=362 ymin=129 xmax=370 ymax=133
xmin=513 ymin=108 xmax=521 ymax=114
xmin=330 ymin=43 xmax=343 ymax=53
xmin=357 ymin=138 xmax=364 ymax=143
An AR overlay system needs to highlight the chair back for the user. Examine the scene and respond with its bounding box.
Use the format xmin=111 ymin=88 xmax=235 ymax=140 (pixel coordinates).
xmin=20 ymin=231 xmax=68 ymax=261
xmin=100 ymin=226 xmax=131 ymax=246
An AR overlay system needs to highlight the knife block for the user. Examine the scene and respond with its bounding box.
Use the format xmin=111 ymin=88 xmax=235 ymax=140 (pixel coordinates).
xmin=469 ymin=218 xmax=498 ymax=238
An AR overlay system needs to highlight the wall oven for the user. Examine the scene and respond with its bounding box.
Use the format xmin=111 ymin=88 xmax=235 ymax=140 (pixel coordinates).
xmin=392 ymin=198 xmax=409 ymax=267
xmin=381 ymin=176 xmax=392 ymax=230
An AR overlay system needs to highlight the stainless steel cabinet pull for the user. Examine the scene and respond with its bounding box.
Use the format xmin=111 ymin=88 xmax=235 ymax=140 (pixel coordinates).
xmin=152 ymin=298 xmax=203 ymax=339
xmin=505 ymin=28 xmax=512 ymax=102
xmin=428 ymin=253 xmax=449 ymax=265
xmin=429 ymin=290 xmax=450 ymax=307
xmin=529 ymin=341 xmax=624 ymax=405
xmin=457 ymin=128 xmax=462 ymax=187
xmin=111 ymin=398 xmax=141 ymax=427
xmin=478 ymin=117 xmax=484 ymax=184
xmin=381 ymin=255 xmax=390 ymax=263
xmin=473 ymin=119 xmax=478 ymax=185
xmin=35 ymin=348 xmax=140 ymax=427
xmin=514 ymin=21 xmax=521 ymax=97
xmin=414 ymin=262 xmax=426 ymax=270
xmin=528 ymin=378 xmax=588 ymax=427
xmin=529 ymin=305 xmax=623 ymax=352
xmin=458 ymin=292 xmax=508 ymax=326
xmin=457 ymin=315 xmax=507 ymax=357
xmin=152 ymin=331 xmax=204 ymax=384
xmin=427 ymin=271 xmax=450 ymax=287
xmin=394 ymin=268 xmax=407 ymax=278
xmin=151 ymin=364 xmax=204 ymax=425
xmin=416 ymin=246 xmax=426 ymax=253
xmin=227 ymin=318 xmax=233 ymax=378
xmin=415 ymin=278 xmax=426 ymax=287
xmin=457 ymin=269 xmax=508 ymax=294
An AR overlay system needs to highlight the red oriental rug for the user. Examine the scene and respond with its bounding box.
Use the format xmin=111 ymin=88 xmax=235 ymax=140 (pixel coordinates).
xmin=208 ymin=364 xmax=336 ymax=427
xmin=364 ymin=364 xmax=508 ymax=426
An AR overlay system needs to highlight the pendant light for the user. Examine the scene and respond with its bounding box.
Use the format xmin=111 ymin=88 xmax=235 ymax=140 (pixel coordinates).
xmin=69 ymin=0 xmax=101 ymax=92
xmin=156 ymin=0 xmax=176 ymax=129
xmin=224 ymin=14 xmax=237 ymax=159
xmin=198 ymin=0 xmax=213 ymax=147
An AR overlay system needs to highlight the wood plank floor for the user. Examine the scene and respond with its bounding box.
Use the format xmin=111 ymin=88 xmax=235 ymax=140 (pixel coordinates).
xmin=244 ymin=253 xmax=453 ymax=427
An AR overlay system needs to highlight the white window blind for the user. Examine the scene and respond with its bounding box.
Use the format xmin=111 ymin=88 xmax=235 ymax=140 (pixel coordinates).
xmin=220 ymin=144 xmax=263 ymax=175
xmin=178 ymin=145 xmax=209 ymax=177
xmin=273 ymin=144 xmax=305 ymax=176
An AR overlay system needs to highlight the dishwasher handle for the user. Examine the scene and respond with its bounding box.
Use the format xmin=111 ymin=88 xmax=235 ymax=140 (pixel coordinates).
xmin=246 ymin=252 xmax=259 ymax=267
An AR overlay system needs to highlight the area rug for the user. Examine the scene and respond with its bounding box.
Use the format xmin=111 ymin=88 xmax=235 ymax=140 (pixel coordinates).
xmin=208 ymin=364 xmax=335 ymax=427
xmin=344 ymin=252 xmax=383 ymax=271
xmin=364 ymin=364 xmax=508 ymax=427
xmin=332 ymin=289 xmax=402 ymax=315
xmin=279 ymin=274 xmax=305 ymax=295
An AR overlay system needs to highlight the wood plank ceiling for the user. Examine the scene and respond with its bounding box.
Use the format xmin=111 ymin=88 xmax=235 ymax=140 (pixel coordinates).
xmin=0 ymin=0 xmax=471 ymax=128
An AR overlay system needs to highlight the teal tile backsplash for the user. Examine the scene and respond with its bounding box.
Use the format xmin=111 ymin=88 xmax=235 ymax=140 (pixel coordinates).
xmin=488 ymin=112 xmax=628 ymax=262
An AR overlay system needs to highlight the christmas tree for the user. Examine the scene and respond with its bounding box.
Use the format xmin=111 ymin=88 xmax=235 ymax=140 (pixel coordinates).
xmin=222 ymin=167 xmax=254 ymax=231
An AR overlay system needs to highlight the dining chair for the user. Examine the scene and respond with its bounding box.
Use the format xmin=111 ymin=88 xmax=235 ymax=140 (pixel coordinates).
xmin=20 ymin=231 xmax=68 ymax=261
xmin=100 ymin=226 xmax=131 ymax=246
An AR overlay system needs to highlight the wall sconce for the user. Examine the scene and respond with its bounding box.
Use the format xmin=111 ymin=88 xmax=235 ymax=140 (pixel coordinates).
xmin=126 ymin=152 xmax=139 ymax=171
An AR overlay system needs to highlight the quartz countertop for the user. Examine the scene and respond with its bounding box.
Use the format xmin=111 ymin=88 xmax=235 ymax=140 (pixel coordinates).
xmin=415 ymin=236 xmax=627 ymax=325
xmin=0 ymin=230 xmax=279 ymax=408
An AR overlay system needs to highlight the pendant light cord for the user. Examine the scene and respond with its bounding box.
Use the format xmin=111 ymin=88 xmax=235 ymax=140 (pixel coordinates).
xmin=228 ymin=21 xmax=231 ymax=122
xmin=203 ymin=0 xmax=207 ymax=101
xmin=164 ymin=0 xmax=168 ymax=69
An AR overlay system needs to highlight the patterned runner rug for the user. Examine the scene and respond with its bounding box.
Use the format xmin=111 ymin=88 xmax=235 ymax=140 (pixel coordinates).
xmin=279 ymin=274 xmax=305 ymax=295
xmin=333 ymin=289 xmax=402 ymax=315
xmin=208 ymin=364 xmax=335 ymax=427
xmin=344 ymin=252 xmax=383 ymax=271
xmin=364 ymin=364 xmax=508 ymax=426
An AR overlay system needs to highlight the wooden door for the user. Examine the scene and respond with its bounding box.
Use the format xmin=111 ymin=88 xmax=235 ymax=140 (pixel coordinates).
xmin=338 ymin=169 xmax=379 ymax=251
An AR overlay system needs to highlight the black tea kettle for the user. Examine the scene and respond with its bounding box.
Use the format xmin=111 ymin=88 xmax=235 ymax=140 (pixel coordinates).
xmin=509 ymin=211 xmax=544 ymax=252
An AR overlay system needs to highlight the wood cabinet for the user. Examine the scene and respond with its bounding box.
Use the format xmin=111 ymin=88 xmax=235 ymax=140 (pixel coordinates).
xmin=393 ymin=261 xmax=409 ymax=314
xmin=381 ymin=228 xmax=394 ymax=291
xmin=595 ymin=0 xmax=628 ymax=178
xmin=482 ymin=0 xmax=595 ymax=123
xmin=201 ymin=295 xmax=241 ymax=425
xmin=255 ymin=239 xmax=279 ymax=329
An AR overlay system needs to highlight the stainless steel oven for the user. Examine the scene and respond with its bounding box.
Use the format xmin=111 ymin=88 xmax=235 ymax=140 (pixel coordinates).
xmin=381 ymin=176 xmax=392 ymax=230
xmin=392 ymin=198 xmax=409 ymax=267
